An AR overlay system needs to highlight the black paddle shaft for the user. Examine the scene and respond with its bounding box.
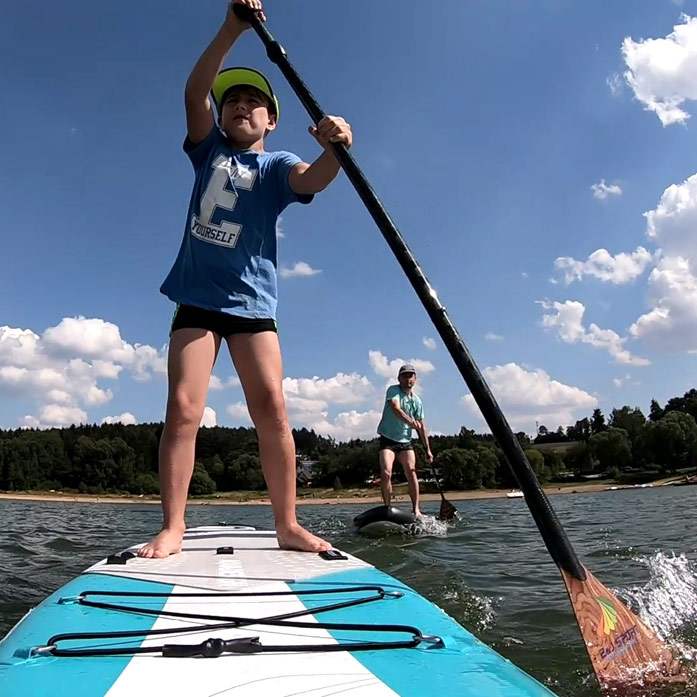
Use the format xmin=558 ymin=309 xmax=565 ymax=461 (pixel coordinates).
xmin=234 ymin=4 xmax=585 ymax=582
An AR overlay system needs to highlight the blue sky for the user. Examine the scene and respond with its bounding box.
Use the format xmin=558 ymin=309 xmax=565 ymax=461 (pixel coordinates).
xmin=4 ymin=0 xmax=697 ymax=440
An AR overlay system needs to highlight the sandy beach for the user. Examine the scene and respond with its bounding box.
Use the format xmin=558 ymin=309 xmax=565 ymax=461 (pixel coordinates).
xmin=0 ymin=483 xmax=621 ymax=506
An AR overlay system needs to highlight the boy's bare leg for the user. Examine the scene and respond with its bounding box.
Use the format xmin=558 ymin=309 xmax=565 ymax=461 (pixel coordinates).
xmin=228 ymin=331 xmax=330 ymax=552
xmin=379 ymin=449 xmax=395 ymax=507
xmin=398 ymin=449 xmax=422 ymax=517
xmin=139 ymin=328 xmax=221 ymax=558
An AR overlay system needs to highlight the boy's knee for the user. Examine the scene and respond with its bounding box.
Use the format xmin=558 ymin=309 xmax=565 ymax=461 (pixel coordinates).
xmin=248 ymin=388 xmax=287 ymax=426
xmin=168 ymin=391 xmax=205 ymax=429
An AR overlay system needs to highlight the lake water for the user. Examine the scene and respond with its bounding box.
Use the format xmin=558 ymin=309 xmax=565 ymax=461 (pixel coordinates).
xmin=1 ymin=486 xmax=696 ymax=696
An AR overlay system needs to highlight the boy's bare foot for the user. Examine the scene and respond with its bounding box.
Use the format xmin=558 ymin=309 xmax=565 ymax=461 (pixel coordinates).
xmin=277 ymin=523 xmax=331 ymax=552
xmin=137 ymin=526 xmax=186 ymax=559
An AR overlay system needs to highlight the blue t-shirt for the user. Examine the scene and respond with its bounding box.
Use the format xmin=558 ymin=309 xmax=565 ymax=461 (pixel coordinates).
xmin=377 ymin=385 xmax=424 ymax=443
xmin=160 ymin=127 xmax=311 ymax=319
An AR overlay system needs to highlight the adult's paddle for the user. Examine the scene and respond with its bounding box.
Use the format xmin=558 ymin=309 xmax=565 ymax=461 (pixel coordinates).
xmin=426 ymin=458 xmax=456 ymax=521
xmin=233 ymin=4 xmax=687 ymax=691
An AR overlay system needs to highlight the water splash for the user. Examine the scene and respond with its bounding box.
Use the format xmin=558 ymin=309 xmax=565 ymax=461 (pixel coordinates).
xmin=408 ymin=514 xmax=450 ymax=537
xmin=438 ymin=572 xmax=501 ymax=632
xmin=310 ymin=515 xmax=349 ymax=537
xmin=615 ymin=551 xmax=697 ymax=684
xmin=618 ymin=552 xmax=697 ymax=640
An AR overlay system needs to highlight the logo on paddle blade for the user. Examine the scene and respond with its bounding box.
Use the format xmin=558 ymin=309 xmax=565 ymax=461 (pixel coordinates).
xmin=596 ymin=597 xmax=618 ymax=635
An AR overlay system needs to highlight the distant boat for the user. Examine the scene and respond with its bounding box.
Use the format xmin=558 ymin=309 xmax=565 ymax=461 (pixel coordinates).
xmin=506 ymin=490 xmax=524 ymax=499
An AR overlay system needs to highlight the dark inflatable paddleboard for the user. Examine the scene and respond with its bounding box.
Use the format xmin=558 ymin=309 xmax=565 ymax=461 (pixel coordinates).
xmin=353 ymin=505 xmax=416 ymax=534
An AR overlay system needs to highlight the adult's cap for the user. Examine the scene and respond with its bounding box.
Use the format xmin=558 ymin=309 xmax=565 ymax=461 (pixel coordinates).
xmin=211 ymin=67 xmax=280 ymax=119
xmin=398 ymin=364 xmax=416 ymax=377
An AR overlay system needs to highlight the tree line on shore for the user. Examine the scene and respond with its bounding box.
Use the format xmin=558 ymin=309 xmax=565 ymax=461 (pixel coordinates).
xmin=2 ymin=389 xmax=697 ymax=496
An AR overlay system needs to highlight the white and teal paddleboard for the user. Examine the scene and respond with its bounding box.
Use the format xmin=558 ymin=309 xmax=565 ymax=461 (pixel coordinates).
xmin=0 ymin=525 xmax=558 ymax=696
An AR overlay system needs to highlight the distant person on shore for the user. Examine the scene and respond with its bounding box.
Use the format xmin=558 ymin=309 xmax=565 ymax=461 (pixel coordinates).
xmin=376 ymin=364 xmax=433 ymax=517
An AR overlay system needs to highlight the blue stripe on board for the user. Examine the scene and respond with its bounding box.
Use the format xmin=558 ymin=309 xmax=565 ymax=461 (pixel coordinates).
xmin=0 ymin=573 xmax=173 ymax=697
xmin=290 ymin=567 xmax=558 ymax=697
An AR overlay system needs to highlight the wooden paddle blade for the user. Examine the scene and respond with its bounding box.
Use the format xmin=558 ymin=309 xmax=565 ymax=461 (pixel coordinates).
xmin=438 ymin=497 xmax=457 ymax=521
xmin=561 ymin=566 xmax=687 ymax=692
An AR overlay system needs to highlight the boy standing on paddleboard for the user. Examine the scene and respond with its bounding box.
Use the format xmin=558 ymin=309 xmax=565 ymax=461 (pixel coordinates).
xmin=376 ymin=364 xmax=433 ymax=517
xmin=140 ymin=0 xmax=351 ymax=557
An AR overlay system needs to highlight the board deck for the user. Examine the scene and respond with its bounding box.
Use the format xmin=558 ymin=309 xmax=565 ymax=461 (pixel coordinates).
xmin=0 ymin=525 xmax=559 ymax=697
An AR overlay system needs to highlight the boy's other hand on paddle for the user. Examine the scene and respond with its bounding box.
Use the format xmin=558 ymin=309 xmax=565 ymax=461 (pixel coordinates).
xmin=309 ymin=116 xmax=353 ymax=151
xmin=225 ymin=0 xmax=266 ymax=33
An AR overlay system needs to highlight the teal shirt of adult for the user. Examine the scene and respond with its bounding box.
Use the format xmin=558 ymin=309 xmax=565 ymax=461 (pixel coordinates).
xmin=377 ymin=384 xmax=424 ymax=444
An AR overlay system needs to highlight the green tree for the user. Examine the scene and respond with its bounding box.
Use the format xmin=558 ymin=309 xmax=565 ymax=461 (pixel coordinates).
xmin=588 ymin=428 xmax=631 ymax=471
xmin=564 ymin=442 xmax=594 ymax=474
xmin=226 ymin=453 xmax=264 ymax=490
xmin=591 ymin=409 xmax=607 ymax=435
xmin=608 ymin=407 xmax=645 ymax=445
xmin=664 ymin=388 xmax=697 ymax=422
xmin=437 ymin=448 xmax=478 ymax=489
xmin=572 ymin=417 xmax=591 ymax=442
xmin=475 ymin=446 xmax=498 ymax=488
xmin=134 ymin=472 xmax=160 ymax=495
xmin=524 ymin=448 xmax=551 ymax=483
xmin=457 ymin=427 xmax=477 ymax=449
xmin=190 ymin=464 xmax=216 ymax=495
xmin=642 ymin=411 xmax=697 ymax=473
xmin=649 ymin=399 xmax=664 ymax=423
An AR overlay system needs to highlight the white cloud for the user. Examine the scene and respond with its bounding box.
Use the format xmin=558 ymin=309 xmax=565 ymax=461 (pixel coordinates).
xmin=129 ymin=344 xmax=167 ymax=382
xmin=285 ymin=396 xmax=330 ymax=415
xmin=227 ymin=402 xmax=253 ymax=425
xmin=47 ymin=389 xmax=73 ymax=405
xmin=461 ymin=363 xmax=597 ymax=432
xmin=283 ymin=373 xmax=375 ymax=406
xmin=521 ymin=272 xmax=529 ymax=279
xmin=209 ymin=375 xmax=241 ymax=390
xmin=423 ymin=337 xmax=436 ymax=350
xmin=279 ymin=261 xmax=322 ymax=279
xmin=279 ymin=370 xmax=380 ymax=440
xmin=0 ymin=327 xmax=42 ymax=368
xmin=485 ymin=333 xmax=503 ymax=342
xmin=276 ymin=215 xmax=285 ymax=239
xmin=38 ymin=404 xmax=88 ymax=427
xmin=102 ymin=412 xmax=137 ymax=425
xmin=631 ymin=173 xmax=697 ymax=351
xmin=43 ymin=317 xmax=134 ymax=362
xmin=630 ymin=256 xmax=697 ymax=350
xmin=622 ymin=15 xmax=697 ymax=126
xmin=554 ymin=247 xmax=653 ymax=285
xmin=591 ymin=179 xmax=623 ymax=199
xmin=226 ymin=368 xmax=380 ymax=441
xmin=645 ymin=172 xmax=697 ymax=259
xmin=540 ymin=300 xmax=650 ymax=366
xmin=368 ymin=350 xmax=435 ymax=379
xmin=0 ymin=317 xmax=167 ymax=427
xmin=288 ymin=408 xmax=382 ymax=441
xmin=200 ymin=406 xmax=217 ymax=428
xmin=607 ymin=73 xmax=623 ymax=95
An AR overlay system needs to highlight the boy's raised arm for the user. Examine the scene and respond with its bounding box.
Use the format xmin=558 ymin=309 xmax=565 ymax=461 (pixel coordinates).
xmin=184 ymin=0 xmax=265 ymax=145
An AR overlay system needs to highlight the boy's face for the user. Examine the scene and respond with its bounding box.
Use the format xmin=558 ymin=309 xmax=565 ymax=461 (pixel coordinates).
xmin=398 ymin=372 xmax=416 ymax=389
xmin=219 ymin=86 xmax=277 ymax=142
